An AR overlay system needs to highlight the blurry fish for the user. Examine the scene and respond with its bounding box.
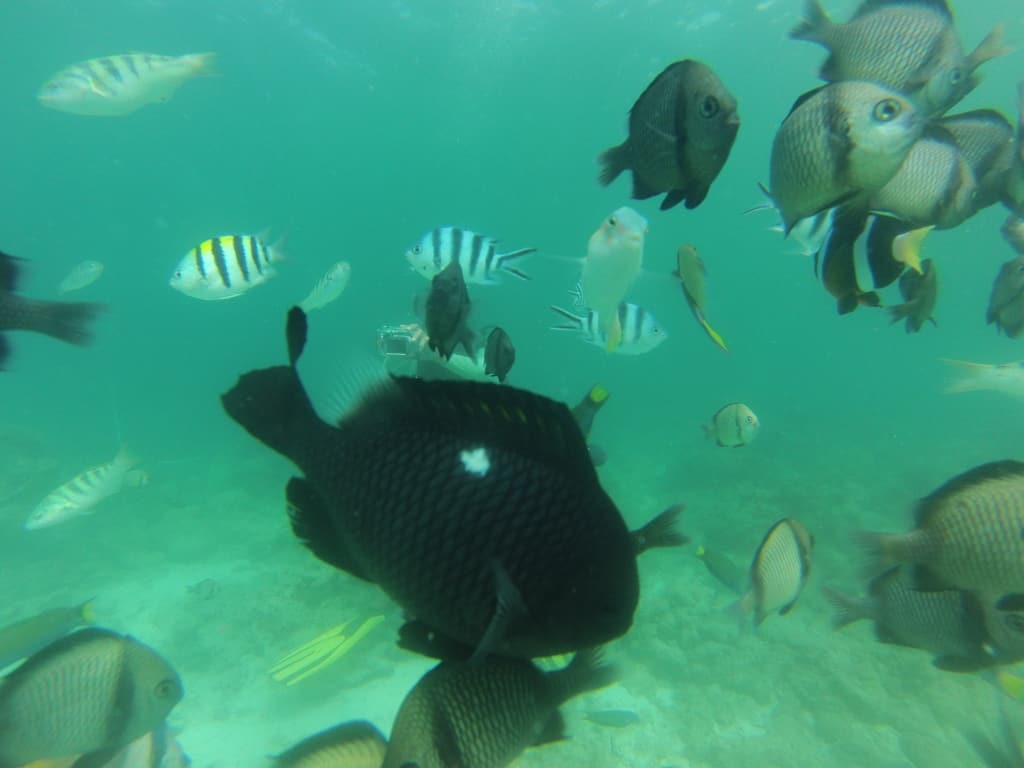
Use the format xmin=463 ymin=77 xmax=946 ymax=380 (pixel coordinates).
xmin=299 ymin=261 xmax=351 ymax=312
xmin=857 ymin=461 xmax=1024 ymax=596
xmin=38 ymin=53 xmax=216 ymax=116
xmin=57 ymin=260 xmax=104 ymax=294
xmin=382 ymin=650 xmax=615 ymax=768
xmin=673 ymin=244 xmax=727 ymax=352
xmin=703 ymin=403 xmax=759 ymax=448
xmin=598 ymin=60 xmax=739 ymax=210
xmin=1004 ymin=215 xmax=1024 ymax=255
xmin=938 ymin=109 xmax=1016 ymax=212
xmin=483 ymin=327 xmax=515 ymax=384
xmin=735 ymin=518 xmax=814 ymax=627
xmin=270 ymin=720 xmax=386 ymax=768
xmin=405 ymin=227 xmax=533 ymax=284
xmin=943 ymin=359 xmax=1024 ymax=398
xmin=221 ymin=308 xmax=687 ymax=660
xmin=0 ymin=251 xmax=104 ymax=368
xmin=887 ymin=256 xmax=937 ymax=333
xmin=967 ymin=697 xmax=1024 ymax=768
xmin=25 ymin=449 xmax=147 ymax=530
xmin=790 ymin=1 xmax=1006 ymax=117
xmin=989 ymin=255 xmax=1024 ymax=338
xmin=549 ymin=302 xmax=666 ymax=355
xmin=580 ymin=207 xmax=647 ymax=351
xmin=0 ymin=627 xmax=183 ymax=768
xmin=696 ymin=545 xmax=748 ymax=595
xmin=425 ymin=259 xmax=475 ymax=362
xmin=768 ymin=82 xmax=921 ymax=232
xmin=1006 ymin=83 xmax=1024 ymax=214
xmin=583 ymin=709 xmax=640 ymax=728
xmin=0 ymin=599 xmax=94 ymax=672
xmin=24 ymin=721 xmax=190 ymax=768
xmin=823 ymin=567 xmax=993 ymax=671
xmin=170 ymin=234 xmax=284 ymax=300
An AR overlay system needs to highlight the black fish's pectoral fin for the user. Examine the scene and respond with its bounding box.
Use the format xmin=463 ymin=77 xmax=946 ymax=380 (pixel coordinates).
xmin=660 ymin=189 xmax=687 ymax=210
xmin=286 ymin=477 xmax=372 ymax=582
xmin=0 ymin=333 xmax=8 ymax=369
xmin=470 ymin=561 xmax=528 ymax=664
xmin=632 ymin=505 xmax=689 ymax=554
xmin=286 ymin=306 xmax=308 ymax=367
xmin=683 ymin=185 xmax=710 ymax=210
xmin=932 ymin=654 xmax=993 ymax=673
xmin=70 ymin=747 xmax=122 ymax=768
xmin=631 ymin=174 xmax=660 ymax=200
xmin=534 ymin=711 xmax=567 ymax=746
xmin=397 ymin=620 xmax=474 ymax=661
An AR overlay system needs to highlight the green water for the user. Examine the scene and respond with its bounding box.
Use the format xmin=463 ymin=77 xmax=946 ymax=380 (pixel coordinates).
xmin=2 ymin=0 xmax=1023 ymax=765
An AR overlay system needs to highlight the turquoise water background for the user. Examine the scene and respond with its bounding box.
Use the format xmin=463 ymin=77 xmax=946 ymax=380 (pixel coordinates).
xmin=2 ymin=1 xmax=1024 ymax=765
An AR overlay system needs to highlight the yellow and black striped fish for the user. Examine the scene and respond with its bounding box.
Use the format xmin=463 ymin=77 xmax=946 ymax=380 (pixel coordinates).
xmin=170 ymin=234 xmax=284 ymax=301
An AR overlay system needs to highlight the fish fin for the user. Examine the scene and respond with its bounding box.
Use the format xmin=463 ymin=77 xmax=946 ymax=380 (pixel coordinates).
xmin=70 ymin=748 xmax=121 ymax=768
xmin=821 ymin=586 xmax=872 ymax=629
xmin=397 ymin=620 xmax=474 ymax=661
xmin=683 ymin=185 xmax=710 ymax=210
xmin=789 ymin=0 xmax=832 ymax=44
xmin=0 ymin=251 xmax=21 ymax=291
xmin=182 ymin=51 xmax=219 ymax=76
xmin=597 ymin=143 xmax=630 ymax=187
xmin=569 ymin=282 xmax=587 ymax=312
xmin=784 ymin=85 xmax=827 ymax=121
xmin=914 ymin=461 xmax=1024 ymax=527
xmin=836 ymin=294 xmax=859 ymax=315
xmin=285 ymin=477 xmax=371 ymax=582
xmin=631 ymin=504 xmax=689 ymax=554
xmin=286 ymin=306 xmax=307 ymax=366
xmin=5 ymin=296 xmax=105 ymax=346
xmin=996 ymin=594 xmax=1024 ymax=612
xmin=866 ymin=217 xmax=914 ymax=289
xmin=548 ymin=304 xmax=584 ymax=331
xmin=534 ymin=711 xmax=567 ymax=745
xmin=470 ymin=561 xmax=527 ymax=663
xmin=966 ymin=24 xmax=1012 ymax=74
xmin=855 ymin=0 xmax=951 ymax=21
xmin=851 ymin=531 xmax=901 ymax=579
xmin=570 ymin=383 xmax=609 ymax=438
xmin=778 ymin=597 xmax=800 ymax=616
xmin=550 ymin=647 xmax=618 ymax=703
xmin=660 ymin=189 xmax=687 ymax=211
xmin=631 ymin=175 xmax=660 ymax=200
xmin=497 ymin=248 xmax=534 ymax=280
xmin=693 ymin=309 xmax=728 ymax=352
xmin=932 ymin=655 xmax=992 ymax=673
xmin=87 ymin=78 xmax=114 ymax=98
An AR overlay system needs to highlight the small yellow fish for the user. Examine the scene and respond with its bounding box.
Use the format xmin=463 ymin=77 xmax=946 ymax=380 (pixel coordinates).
xmin=580 ymin=207 xmax=647 ymax=351
xmin=674 ymin=244 xmax=727 ymax=352
xmin=891 ymin=225 xmax=932 ymax=274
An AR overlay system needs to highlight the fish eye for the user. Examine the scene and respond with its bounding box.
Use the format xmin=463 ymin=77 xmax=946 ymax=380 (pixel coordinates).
xmin=745 ymin=416 xmax=754 ymax=423
xmin=154 ymin=679 xmax=178 ymax=699
xmin=699 ymin=95 xmax=720 ymax=118
xmin=873 ymin=99 xmax=901 ymax=122
xmin=412 ymin=245 xmax=422 ymax=255
xmin=949 ymin=68 xmax=963 ymax=85
xmin=608 ymin=215 xmax=617 ymax=226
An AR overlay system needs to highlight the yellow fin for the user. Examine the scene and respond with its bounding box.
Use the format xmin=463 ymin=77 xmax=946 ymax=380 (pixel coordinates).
xmin=997 ymin=667 xmax=1024 ymax=700
xmin=605 ymin=316 xmax=623 ymax=353
xmin=698 ymin=315 xmax=728 ymax=352
xmin=589 ymin=384 xmax=609 ymax=404
xmin=892 ymin=226 xmax=933 ymax=274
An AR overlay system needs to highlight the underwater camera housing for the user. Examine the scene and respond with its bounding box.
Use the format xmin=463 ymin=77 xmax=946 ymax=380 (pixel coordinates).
xmin=376 ymin=325 xmax=418 ymax=358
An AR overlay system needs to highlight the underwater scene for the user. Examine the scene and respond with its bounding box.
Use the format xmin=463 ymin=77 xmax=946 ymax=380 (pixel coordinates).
xmin=3 ymin=0 xmax=1024 ymax=766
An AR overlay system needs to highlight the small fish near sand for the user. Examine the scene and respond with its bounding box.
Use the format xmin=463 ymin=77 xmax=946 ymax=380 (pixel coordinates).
xmin=0 ymin=599 xmax=94 ymax=672
xmin=583 ymin=709 xmax=641 ymax=728
xmin=299 ymin=261 xmax=351 ymax=312
xmin=170 ymin=234 xmax=284 ymax=301
xmin=425 ymin=259 xmax=475 ymax=362
xmin=406 ymin=226 xmax=533 ymax=284
xmin=483 ymin=326 xmax=515 ymax=383
xmin=57 ymin=260 xmax=104 ymax=294
xmin=942 ymin=359 xmax=1024 ymax=399
xmin=0 ymin=627 xmax=183 ymax=768
xmin=735 ymin=518 xmax=814 ymax=627
xmin=549 ymin=302 xmax=667 ymax=355
xmin=38 ymin=52 xmax=216 ymax=117
xmin=988 ymin=254 xmax=1024 ymax=338
xmin=673 ymin=244 xmax=727 ymax=352
xmin=271 ymin=720 xmax=387 ymax=768
xmin=887 ymin=257 xmax=937 ymax=334
xmin=598 ymin=59 xmax=739 ymax=210
xmin=382 ymin=650 xmax=615 ymax=768
xmin=696 ymin=545 xmax=748 ymax=595
xmin=703 ymin=403 xmax=759 ymax=448
xmin=0 ymin=250 xmax=104 ymax=369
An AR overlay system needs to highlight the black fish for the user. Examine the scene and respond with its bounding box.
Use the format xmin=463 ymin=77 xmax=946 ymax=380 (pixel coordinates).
xmin=382 ymin=650 xmax=615 ymax=768
xmin=988 ymin=254 xmax=1024 ymax=338
xmin=819 ymin=207 xmax=881 ymax=314
xmin=221 ymin=308 xmax=686 ymax=660
xmin=598 ymin=60 xmax=739 ymax=210
xmin=887 ymin=258 xmax=938 ymax=334
xmin=0 ymin=251 xmax=103 ymax=368
xmin=483 ymin=327 xmax=515 ymax=383
xmin=425 ymin=259 xmax=474 ymax=361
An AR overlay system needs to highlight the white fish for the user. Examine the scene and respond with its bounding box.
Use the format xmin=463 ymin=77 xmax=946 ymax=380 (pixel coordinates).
xmin=299 ymin=261 xmax=351 ymax=312
xmin=580 ymin=207 xmax=647 ymax=351
xmin=405 ymin=227 xmax=533 ymax=284
xmin=170 ymin=234 xmax=283 ymax=300
xmin=58 ymin=260 xmax=104 ymax=294
xmin=736 ymin=518 xmax=814 ymax=626
xmin=704 ymin=403 xmax=760 ymax=447
xmin=38 ymin=53 xmax=215 ymax=117
xmin=549 ymin=302 xmax=667 ymax=355
xmin=943 ymin=359 xmax=1024 ymax=398
xmin=24 ymin=450 xmax=148 ymax=530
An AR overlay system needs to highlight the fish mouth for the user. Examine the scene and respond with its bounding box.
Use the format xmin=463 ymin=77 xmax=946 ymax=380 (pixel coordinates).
xmin=725 ymin=113 xmax=741 ymax=127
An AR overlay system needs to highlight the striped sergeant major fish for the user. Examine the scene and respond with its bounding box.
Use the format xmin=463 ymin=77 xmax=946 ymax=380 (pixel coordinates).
xmin=549 ymin=302 xmax=667 ymax=355
xmin=170 ymin=234 xmax=284 ymax=300
xmin=24 ymin=449 xmax=149 ymax=531
xmin=38 ymin=52 xmax=216 ymax=117
xmin=405 ymin=226 xmax=534 ymax=284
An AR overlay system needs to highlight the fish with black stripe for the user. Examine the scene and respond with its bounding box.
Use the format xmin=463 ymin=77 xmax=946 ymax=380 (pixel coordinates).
xmin=170 ymin=234 xmax=284 ymax=300
xmin=549 ymin=302 xmax=667 ymax=355
xmin=406 ymin=227 xmax=533 ymax=284
xmin=734 ymin=518 xmax=814 ymax=627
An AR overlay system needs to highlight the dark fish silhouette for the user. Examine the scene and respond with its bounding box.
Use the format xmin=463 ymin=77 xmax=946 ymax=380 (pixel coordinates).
xmin=888 ymin=258 xmax=938 ymax=333
xmin=483 ymin=327 xmax=515 ymax=383
xmin=425 ymin=259 xmax=474 ymax=361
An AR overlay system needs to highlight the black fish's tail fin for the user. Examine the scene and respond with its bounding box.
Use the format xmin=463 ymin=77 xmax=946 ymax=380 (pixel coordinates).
xmin=550 ymin=647 xmax=617 ymax=706
xmin=597 ymin=143 xmax=629 ymax=187
xmin=632 ymin=504 xmax=689 ymax=555
xmin=9 ymin=296 xmax=104 ymax=346
xmin=221 ymin=307 xmax=328 ymax=467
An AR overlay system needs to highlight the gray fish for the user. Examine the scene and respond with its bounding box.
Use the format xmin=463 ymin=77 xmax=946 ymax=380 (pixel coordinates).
xmin=887 ymin=257 xmax=938 ymax=333
xmin=483 ymin=327 xmax=515 ymax=384
xmin=791 ymin=0 xmax=1007 ymax=117
xmin=271 ymin=720 xmax=387 ymax=768
xmin=937 ymin=109 xmax=1015 ymax=212
xmin=768 ymin=82 xmax=921 ymax=232
xmin=736 ymin=518 xmax=814 ymax=626
xmin=0 ymin=599 xmax=94 ymax=671
xmin=988 ymin=254 xmax=1024 ymax=338
xmin=0 ymin=251 xmax=103 ymax=369
xmin=425 ymin=259 xmax=474 ymax=362
xmin=382 ymin=650 xmax=615 ymax=768
xmin=0 ymin=627 xmax=183 ymax=768
xmin=823 ymin=566 xmax=992 ymax=672
xmin=1004 ymin=215 xmax=1024 ymax=255
xmin=583 ymin=709 xmax=640 ymax=728
xmin=598 ymin=59 xmax=739 ymax=210
xmin=221 ymin=308 xmax=687 ymax=661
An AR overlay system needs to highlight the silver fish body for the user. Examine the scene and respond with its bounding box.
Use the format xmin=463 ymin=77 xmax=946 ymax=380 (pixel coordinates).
xmin=170 ymin=234 xmax=282 ymax=300
xmin=406 ymin=227 xmax=533 ymax=284
xmin=58 ymin=260 xmax=105 ymax=294
xmin=549 ymin=302 xmax=667 ymax=355
xmin=742 ymin=518 xmax=813 ymax=626
xmin=25 ymin=450 xmax=142 ymax=530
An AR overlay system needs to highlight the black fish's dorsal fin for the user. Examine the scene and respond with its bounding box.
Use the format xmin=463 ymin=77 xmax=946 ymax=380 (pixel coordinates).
xmin=286 ymin=306 xmax=308 ymax=367
xmin=913 ymin=460 xmax=1024 ymax=526
xmin=345 ymin=378 xmax=598 ymax=482
xmin=854 ymin=0 xmax=952 ymax=21
xmin=0 ymin=251 xmax=20 ymax=292
xmin=784 ymin=86 xmax=826 ymax=121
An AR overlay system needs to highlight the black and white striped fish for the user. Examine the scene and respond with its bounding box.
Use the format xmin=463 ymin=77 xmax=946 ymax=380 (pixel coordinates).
xmin=549 ymin=302 xmax=667 ymax=355
xmin=170 ymin=234 xmax=284 ymax=300
xmin=406 ymin=227 xmax=533 ymax=284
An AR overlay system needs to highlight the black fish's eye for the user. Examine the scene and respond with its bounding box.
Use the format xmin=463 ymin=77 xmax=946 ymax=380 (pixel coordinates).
xmin=154 ymin=678 xmax=178 ymax=699
xmin=949 ymin=67 xmax=963 ymax=85
xmin=873 ymin=98 xmax=902 ymax=122
xmin=699 ymin=95 xmax=720 ymax=118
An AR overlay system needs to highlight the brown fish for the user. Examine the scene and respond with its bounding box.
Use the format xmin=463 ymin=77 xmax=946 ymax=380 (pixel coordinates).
xmin=598 ymin=60 xmax=739 ymax=210
xmin=673 ymin=244 xmax=727 ymax=352
xmin=735 ymin=518 xmax=813 ymax=626
xmin=988 ymin=253 xmax=1024 ymax=338
xmin=887 ymin=257 xmax=937 ymax=333
xmin=271 ymin=720 xmax=387 ymax=768
xmin=424 ymin=259 xmax=474 ymax=362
